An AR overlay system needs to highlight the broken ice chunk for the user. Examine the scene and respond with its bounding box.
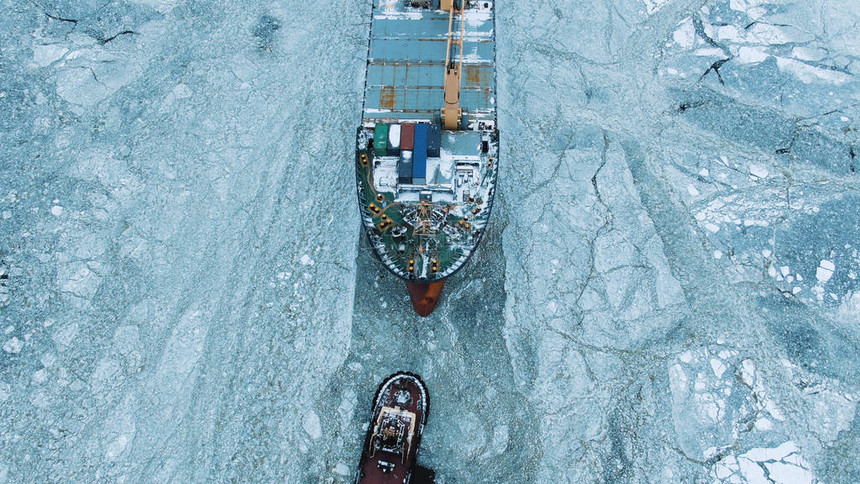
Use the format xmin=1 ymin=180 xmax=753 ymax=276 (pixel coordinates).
xmin=3 ymin=337 xmax=22 ymax=354
xmin=748 ymin=164 xmax=769 ymax=179
xmin=816 ymin=260 xmax=835 ymax=283
xmin=303 ymin=410 xmax=321 ymax=439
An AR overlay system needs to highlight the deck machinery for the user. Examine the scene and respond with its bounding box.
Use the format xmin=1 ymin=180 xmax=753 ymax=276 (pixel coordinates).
xmin=355 ymin=0 xmax=498 ymax=316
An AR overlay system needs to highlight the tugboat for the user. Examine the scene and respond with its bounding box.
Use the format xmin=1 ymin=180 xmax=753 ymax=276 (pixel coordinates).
xmin=355 ymin=0 xmax=499 ymax=316
xmin=355 ymin=372 xmax=434 ymax=484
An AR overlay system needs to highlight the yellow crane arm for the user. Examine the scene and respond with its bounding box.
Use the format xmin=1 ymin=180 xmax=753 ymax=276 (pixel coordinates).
xmin=441 ymin=0 xmax=464 ymax=130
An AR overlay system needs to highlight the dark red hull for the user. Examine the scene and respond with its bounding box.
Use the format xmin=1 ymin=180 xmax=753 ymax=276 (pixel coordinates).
xmin=406 ymin=281 xmax=445 ymax=317
xmin=356 ymin=373 xmax=429 ymax=484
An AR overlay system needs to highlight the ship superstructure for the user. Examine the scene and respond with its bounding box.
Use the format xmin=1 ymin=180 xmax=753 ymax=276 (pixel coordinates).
xmin=355 ymin=0 xmax=498 ymax=293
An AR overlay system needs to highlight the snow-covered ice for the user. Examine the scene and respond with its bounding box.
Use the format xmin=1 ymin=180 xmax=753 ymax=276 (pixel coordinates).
xmin=1 ymin=0 xmax=858 ymax=482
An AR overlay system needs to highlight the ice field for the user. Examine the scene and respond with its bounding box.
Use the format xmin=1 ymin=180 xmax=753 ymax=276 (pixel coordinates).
xmin=1 ymin=0 xmax=858 ymax=482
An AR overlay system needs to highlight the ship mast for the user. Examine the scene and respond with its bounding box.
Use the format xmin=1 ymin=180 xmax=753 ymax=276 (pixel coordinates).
xmin=441 ymin=0 xmax=465 ymax=130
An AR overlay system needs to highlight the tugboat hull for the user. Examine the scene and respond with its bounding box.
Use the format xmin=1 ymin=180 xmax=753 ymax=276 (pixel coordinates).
xmin=356 ymin=372 xmax=430 ymax=484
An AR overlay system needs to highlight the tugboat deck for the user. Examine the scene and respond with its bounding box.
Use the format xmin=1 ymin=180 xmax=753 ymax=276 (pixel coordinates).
xmin=357 ymin=373 xmax=429 ymax=483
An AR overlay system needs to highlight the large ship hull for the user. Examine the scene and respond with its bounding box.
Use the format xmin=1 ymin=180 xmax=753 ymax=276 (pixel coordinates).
xmin=355 ymin=0 xmax=499 ymax=299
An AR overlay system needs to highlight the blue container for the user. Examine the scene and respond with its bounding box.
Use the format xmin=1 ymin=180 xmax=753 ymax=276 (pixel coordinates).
xmin=398 ymin=151 xmax=413 ymax=184
xmin=427 ymin=122 xmax=441 ymax=157
xmin=412 ymin=123 xmax=428 ymax=182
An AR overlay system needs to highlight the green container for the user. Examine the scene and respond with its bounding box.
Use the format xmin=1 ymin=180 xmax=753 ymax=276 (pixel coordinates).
xmin=374 ymin=124 xmax=389 ymax=157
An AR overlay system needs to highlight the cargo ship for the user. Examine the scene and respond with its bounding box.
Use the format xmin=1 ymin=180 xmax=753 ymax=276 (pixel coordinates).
xmin=355 ymin=372 xmax=433 ymax=484
xmin=355 ymin=0 xmax=498 ymax=316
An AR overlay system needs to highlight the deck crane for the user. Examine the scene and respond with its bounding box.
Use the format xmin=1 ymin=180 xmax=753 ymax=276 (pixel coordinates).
xmin=441 ymin=0 xmax=466 ymax=130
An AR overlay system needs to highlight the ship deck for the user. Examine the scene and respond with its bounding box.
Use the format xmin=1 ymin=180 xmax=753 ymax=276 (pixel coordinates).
xmin=362 ymin=1 xmax=496 ymax=124
xmin=355 ymin=0 xmax=498 ymax=283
